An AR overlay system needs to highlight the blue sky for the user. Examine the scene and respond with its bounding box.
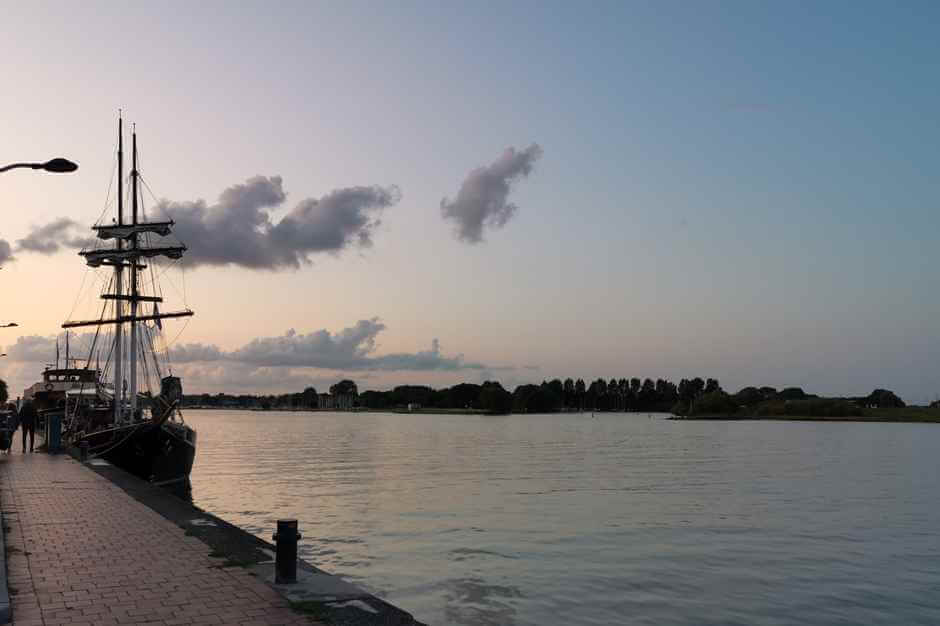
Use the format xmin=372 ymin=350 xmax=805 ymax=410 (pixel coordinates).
xmin=1 ymin=1 xmax=938 ymax=402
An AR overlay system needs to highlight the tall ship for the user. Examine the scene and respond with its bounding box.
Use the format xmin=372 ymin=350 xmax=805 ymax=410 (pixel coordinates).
xmin=59 ymin=115 xmax=196 ymax=485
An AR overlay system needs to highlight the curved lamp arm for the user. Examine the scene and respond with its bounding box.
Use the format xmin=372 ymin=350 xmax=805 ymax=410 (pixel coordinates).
xmin=0 ymin=158 xmax=78 ymax=173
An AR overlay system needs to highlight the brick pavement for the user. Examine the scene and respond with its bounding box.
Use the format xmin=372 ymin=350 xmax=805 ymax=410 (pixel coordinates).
xmin=0 ymin=452 xmax=320 ymax=626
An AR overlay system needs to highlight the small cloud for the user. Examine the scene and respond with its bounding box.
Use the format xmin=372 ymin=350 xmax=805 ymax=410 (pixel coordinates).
xmin=441 ymin=143 xmax=543 ymax=243
xmin=16 ymin=218 xmax=94 ymax=254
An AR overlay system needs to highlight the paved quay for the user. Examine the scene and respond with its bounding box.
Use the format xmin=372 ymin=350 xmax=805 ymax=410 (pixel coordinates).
xmin=0 ymin=451 xmax=320 ymax=626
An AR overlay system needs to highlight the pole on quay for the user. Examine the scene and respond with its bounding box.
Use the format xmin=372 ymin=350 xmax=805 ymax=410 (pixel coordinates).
xmin=273 ymin=519 xmax=301 ymax=584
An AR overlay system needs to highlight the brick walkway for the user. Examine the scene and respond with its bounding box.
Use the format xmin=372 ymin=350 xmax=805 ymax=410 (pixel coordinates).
xmin=0 ymin=452 xmax=319 ymax=626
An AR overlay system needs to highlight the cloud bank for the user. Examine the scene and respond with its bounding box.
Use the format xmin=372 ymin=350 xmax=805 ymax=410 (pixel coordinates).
xmin=12 ymin=176 xmax=401 ymax=270
xmin=441 ymin=143 xmax=543 ymax=243
xmin=171 ymin=318 xmax=484 ymax=371
xmin=156 ymin=176 xmax=401 ymax=269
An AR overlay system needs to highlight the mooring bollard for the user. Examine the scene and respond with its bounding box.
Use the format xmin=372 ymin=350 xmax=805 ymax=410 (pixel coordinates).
xmin=273 ymin=519 xmax=301 ymax=583
xmin=79 ymin=440 xmax=89 ymax=462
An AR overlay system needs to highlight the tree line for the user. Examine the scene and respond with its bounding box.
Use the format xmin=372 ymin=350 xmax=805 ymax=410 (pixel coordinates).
xmin=180 ymin=376 xmax=912 ymax=416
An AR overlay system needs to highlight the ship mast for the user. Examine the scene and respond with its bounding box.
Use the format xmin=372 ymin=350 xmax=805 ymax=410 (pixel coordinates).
xmin=114 ymin=115 xmax=124 ymax=424
xmin=129 ymin=126 xmax=139 ymax=417
xmin=63 ymin=117 xmax=195 ymax=413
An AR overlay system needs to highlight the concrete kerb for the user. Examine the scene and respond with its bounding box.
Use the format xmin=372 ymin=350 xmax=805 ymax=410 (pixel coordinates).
xmin=75 ymin=451 xmax=426 ymax=626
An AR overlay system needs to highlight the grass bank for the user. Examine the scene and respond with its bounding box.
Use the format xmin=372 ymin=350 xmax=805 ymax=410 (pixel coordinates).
xmin=675 ymin=407 xmax=940 ymax=423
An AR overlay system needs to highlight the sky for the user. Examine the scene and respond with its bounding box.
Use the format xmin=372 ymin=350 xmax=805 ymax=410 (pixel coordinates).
xmin=1 ymin=1 xmax=938 ymax=403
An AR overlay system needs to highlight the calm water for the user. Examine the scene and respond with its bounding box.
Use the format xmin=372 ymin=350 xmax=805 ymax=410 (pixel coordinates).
xmin=185 ymin=410 xmax=940 ymax=625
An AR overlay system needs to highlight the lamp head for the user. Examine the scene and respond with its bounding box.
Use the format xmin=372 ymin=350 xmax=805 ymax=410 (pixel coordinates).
xmin=41 ymin=158 xmax=78 ymax=173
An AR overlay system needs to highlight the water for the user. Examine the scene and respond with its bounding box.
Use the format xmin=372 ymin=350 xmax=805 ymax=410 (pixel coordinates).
xmin=185 ymin=410 xmax=940 ymax=625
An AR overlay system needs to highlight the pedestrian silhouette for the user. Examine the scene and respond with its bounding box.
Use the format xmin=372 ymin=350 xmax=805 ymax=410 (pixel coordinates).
xmin=18 ymin=399 xmax=37 ymax=453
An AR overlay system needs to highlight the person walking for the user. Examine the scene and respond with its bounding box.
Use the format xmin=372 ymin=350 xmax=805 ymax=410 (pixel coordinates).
xmin=18 ymin=399 xmax=37 ymax=453
xmin=0 ymin=403 xmax=16 ymax=454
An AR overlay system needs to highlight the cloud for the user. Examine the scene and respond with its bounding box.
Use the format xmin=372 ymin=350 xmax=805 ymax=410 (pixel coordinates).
xmin=5 ymin=332 xmax=97 ymax=363
xmin=168 ymin=342 xmax=224 ymax=363
xmin=16 ymin=218 xmax=95 ymax=254
xmin=170 ymin=318 xmax=485 ymax=371
xmin=0 ymin=239 xmax=12 ymax=264
xmin=1 ymin=322 xmax=505 ymax=396
xmin=154 ymin=176 xmax=401 ymax=269
xmin=441 ymin=143 xmax=543 ymax=243
xmin=10 ymin=176 xmax=401 ymax=270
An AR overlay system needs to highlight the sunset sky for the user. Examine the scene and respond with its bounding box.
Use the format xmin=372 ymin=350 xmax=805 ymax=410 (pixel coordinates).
xmin=2 ymin=1 xmax=938 ymax=402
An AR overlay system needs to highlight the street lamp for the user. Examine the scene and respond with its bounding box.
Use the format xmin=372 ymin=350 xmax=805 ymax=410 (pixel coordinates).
xmin=0 ymin=158 xmax=79 ymax=174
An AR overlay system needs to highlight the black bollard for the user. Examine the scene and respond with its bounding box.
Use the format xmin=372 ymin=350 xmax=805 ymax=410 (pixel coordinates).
xmin=273 ymin=519 xmax=301 ymax=583
xmin=79 ymin=440 xmax=89 ymax=462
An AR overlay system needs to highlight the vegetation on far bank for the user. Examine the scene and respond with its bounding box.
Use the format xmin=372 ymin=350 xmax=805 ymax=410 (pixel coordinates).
xmin=177 ymin=377 xmax=939 ymax=420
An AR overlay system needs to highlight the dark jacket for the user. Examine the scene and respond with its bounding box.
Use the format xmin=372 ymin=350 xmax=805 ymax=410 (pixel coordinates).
xmin=18 ymin=402 xmax=37 ymax=428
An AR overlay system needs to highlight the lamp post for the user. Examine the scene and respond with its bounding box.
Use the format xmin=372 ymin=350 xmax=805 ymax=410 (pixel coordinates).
xmin=0 ymin=158 xmax=78 ymax=174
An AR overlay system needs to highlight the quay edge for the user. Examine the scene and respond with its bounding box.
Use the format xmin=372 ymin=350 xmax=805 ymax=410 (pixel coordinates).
xmin=0 ymin=504 xmax=8 ymax=623
xmin=74 ymin=448 xmax=428 ymax=626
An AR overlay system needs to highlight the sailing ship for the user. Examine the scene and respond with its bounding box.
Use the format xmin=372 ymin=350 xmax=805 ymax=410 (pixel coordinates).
xmin=60 ymin=115 xmax=196 ymax=485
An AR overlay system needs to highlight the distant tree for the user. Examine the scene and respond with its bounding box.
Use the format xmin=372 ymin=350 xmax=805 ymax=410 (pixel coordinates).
xmin=866 ymin=389 xmax=905 ymax=408
xmin=575 ymin=378 xmax=586 ymax=410
xmin=301 ymin=387 xmax=318 ymax=408
xmin=692 ymin=391 xmax=737 ymax=416
xmin=630 ymin=378 xmax=641 ymax=396
xmin=778 ymin=387 xmax=807 ymax=401
xmin=546 ymin=379 xmax=564 ymax=401
xmin=657 ymin=379 xmax=678 ymax=405
xmin=360 ymin=390 xmax=390 ymax=409
xmin=526 ymin=383 xmax=562 ymax=412
xmin=446 ymin=383 xmax=483 ymax=408
xmin=759 ymin=386 xmax=778 ymax=400
xmin=479 ymin=381 xmax=513 ymax=414
xmin=617 ymin=378 xmax=628 ymax=410
xmin=734 ymin=387 xmax=764 ymax=406
xmin=512 ymin=384 xmax=540 ymax=412
xmin=390 ymin=385 xmax=433 ymax=407
xmin=588 ymin=378 xmax=607 ymax=409
xmin=931 ymin=399 xmax=940 ymax=409
xmin=639 ymin=378 xmax=656 ymax=408
xmin=0 ymin=379 xmax=7 ymax=405
xmin=563 ymin=378 xmax=575 ymax=409
xmin=330 ymin=380 xmax=358 ymax=397
xmin=704 ymin=378 xmax=721 ymax=394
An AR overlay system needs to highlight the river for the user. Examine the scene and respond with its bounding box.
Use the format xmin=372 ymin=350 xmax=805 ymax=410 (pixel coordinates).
xmin=184 ymin=410 xmax=940 ymax=625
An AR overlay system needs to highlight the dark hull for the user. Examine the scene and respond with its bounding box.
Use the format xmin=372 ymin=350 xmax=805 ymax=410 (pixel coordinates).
xmin=79 ymin=420 xmax=196 ymax=485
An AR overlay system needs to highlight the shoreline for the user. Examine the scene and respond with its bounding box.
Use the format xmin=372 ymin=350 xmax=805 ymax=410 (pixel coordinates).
xmin=671 ymin=414 xmax=940 ymax=423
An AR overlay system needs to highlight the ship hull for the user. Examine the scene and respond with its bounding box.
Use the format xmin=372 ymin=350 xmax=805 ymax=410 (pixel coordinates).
xmin=78 ymin=420 xmax=196 ymax=485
